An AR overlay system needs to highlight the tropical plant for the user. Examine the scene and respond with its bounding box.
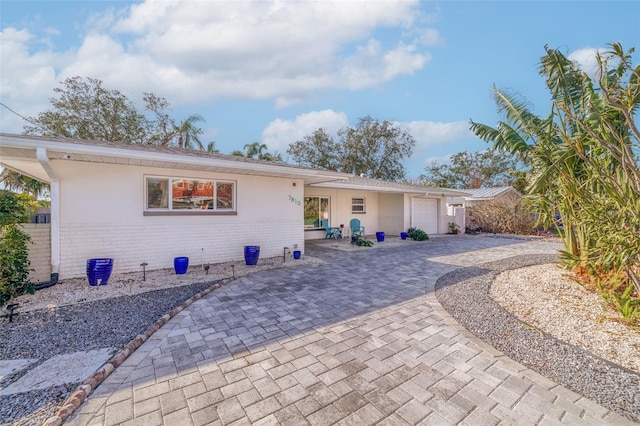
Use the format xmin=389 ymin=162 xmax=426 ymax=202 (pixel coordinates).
xmin=351 ymin=234 xmax=374 ymax=247
xmin=448 ymin=222 xmax=460 ymax=235
xmin=0 ymin=191 xmax=34 ymax=305
xmin=232 ymin=142 xmax=283 ymax=161
xmin=470 ymin=42 xmax=640 ymax=300
xmin=175 ymin=114 xmax=205 ymax=150
xmin=0 ymin=169 xmax=49 ymax=198
xmin=407 ymin=227 xmax=429 ymax=241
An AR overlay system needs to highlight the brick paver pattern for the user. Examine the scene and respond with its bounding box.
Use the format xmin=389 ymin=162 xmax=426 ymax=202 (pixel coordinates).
xmin=67 ymin=236 xmax=635 ymax=426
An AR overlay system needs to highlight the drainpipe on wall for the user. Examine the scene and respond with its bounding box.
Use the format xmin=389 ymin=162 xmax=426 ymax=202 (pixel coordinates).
xmin=36 ymin=147 xmax=60 ymax=278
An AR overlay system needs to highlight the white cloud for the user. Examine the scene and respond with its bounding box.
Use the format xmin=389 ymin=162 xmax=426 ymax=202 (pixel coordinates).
xmin=261 ymin=109 xmax=349 ymax=153
xmin=0 ymin=0 xmax=433 ymax=124
xmin=568 ymin=47 xmax=604 ymax=78
xmin=397 ymin=120 xmax=472 ymax=151
xmin=0 ymin=28 xmax=65 ymax=132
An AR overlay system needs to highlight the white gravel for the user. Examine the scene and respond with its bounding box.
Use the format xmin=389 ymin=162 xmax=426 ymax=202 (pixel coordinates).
xmin=491 ymin=263 xmax=640 ymax=373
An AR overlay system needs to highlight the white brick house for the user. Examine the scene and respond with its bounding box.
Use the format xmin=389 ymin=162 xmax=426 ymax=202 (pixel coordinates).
xmin=1 ymin=134 xmax=469 ymax=279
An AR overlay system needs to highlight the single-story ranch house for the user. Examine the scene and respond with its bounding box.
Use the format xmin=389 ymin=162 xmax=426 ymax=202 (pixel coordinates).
xmin=0 ymin=134 xmax=469 ymax=280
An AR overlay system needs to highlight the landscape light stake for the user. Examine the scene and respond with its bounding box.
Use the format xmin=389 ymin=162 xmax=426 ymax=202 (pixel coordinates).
xmin=204 ymin=264 xmax=210 ymax=275
xmin=140 ymin=262 xmax=148 ymax=281
xmin=1 ymin=303 xmax=19 ymax=323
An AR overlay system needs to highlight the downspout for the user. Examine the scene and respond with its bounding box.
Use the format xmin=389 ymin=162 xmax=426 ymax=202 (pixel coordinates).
xmin=34 ymin=147 xmax=60 ymax=289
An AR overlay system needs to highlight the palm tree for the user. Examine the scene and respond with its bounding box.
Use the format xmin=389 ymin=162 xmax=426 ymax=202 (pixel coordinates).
xmin=175 ymin=114 xmax=205 ymax=150
xmin=243 ymin=142 xmax=268 ymax=158
xmin=0 ymin=168 xmax=49 ymax=198
xmin=206 ymin=141 xmax=219 ymax=153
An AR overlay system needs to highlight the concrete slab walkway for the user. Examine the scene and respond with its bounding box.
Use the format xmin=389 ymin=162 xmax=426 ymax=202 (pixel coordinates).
xmin=66 ymin=236 xmax=634 ymax=425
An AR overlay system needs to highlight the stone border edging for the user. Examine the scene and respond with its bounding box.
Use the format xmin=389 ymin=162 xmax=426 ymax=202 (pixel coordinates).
xmin=41 ymin=279 xmax=231 ymax=426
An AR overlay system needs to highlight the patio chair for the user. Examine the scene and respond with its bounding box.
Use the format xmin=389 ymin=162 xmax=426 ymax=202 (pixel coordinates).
xmin=350 ymin=218 xmax=365 ymax=237
xmin=321 ymin=219 xmax=341 ymax=239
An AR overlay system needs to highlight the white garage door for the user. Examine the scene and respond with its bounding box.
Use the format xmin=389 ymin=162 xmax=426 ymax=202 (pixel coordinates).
xmin=412 ymin=198 xmax=439 ymax=235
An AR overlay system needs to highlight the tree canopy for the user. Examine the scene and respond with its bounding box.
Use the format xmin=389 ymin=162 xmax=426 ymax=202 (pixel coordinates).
xmin=6 ymin=76 xmax=215 ymax=195
xmin=419 ymin=149 xmax=523 ymax=190
xmin=471 ymin=42 xmax=640 ymax=303
xmin=23 ymin=76 xmax=210 ymax=150
xmin=287 ymin=116 xmax=415 ymax=181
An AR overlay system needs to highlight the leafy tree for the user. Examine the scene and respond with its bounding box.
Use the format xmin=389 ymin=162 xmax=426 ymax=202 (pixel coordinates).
xmin=287 ymin=116 xmax=415 ymax=181
xmin=419 ymin=149 xmax=522 ymax=189
xmin=286 ymin=128 xmax=342 ymax=170
xmin=24 ymin=76 xmax=207 ymax=150
xmin=25 ymin=77 xmax=158 ymax=144
xmin=471 ymin=43 xmax=640 ymax=298
xmin=0 ymin=191 xmax=34 ymax=304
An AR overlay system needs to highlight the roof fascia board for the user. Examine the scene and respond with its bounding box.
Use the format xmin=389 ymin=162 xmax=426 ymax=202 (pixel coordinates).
xmin=1 ymin=135 xmax=348 ymax=181
xmin=309 ymin=181 xmax=425 ymax=194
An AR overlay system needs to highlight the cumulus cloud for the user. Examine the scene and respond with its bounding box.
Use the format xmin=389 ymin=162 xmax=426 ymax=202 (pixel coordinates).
xmin=261 ymin=109 xmax=349 ymax=153
xmin=397 ymin=120 xmax=472 ymax=151
xmin=0 ymin=28 xmax=66 ymax=132
xmin=0 ymin=0 xmax=436 ymax=128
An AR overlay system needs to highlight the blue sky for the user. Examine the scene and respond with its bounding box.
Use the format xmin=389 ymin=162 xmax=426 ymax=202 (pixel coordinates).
xmin=1 ymin=1 xmax=639 ymax=180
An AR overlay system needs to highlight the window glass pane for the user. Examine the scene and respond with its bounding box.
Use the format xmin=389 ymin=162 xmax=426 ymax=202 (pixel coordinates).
xmin=216 ymin=182 xmax=234 ymax=209
xmin=172 ymin=179 xmax=209 ymax=210
xmin=304 ymin=197 xmax=319 ymax=228
xmin=320 ymin=198 xmax=329 ymax=221
xmin=147 ymin=178 xmax=168 ymax=209
xmin=194 ymin=180 xmax=214 ymax=209
xmin=352 ymin=197 xmax=365 ymax=213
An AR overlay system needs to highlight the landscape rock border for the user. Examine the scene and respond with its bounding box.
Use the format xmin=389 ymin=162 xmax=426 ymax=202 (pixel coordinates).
xmin=435 ymin=254 xmax=640 ymax=422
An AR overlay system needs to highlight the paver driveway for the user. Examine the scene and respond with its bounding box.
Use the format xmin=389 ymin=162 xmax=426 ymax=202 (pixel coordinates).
xmin=66 ymin=236 xmax=633 ymax=425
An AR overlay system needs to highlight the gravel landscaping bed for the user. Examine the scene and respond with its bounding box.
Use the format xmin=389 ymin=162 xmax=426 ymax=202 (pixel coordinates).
xmin=435 ymin=254 xmax=640 ymax=422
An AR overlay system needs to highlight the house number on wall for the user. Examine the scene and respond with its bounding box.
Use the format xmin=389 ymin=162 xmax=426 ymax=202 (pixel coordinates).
xmin=288 ymin=195 xmax=302 ymax=206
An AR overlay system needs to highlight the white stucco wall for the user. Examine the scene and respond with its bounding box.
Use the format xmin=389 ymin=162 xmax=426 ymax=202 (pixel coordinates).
xmin=303 ymin=187 xmax=380 ymax=240
xmin=54 ymin=160 xmax=305 ymax=278
xmin=378 ymin=193 xmax=404 ymax=236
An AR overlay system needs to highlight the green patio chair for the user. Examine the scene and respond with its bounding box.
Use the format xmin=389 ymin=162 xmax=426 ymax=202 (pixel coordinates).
xmin=350 ymin=218 xmax=365 ymax=237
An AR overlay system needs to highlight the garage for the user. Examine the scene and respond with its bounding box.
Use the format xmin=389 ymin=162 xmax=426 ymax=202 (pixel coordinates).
xmin=412 ymin=198 xmax=439 ymax=235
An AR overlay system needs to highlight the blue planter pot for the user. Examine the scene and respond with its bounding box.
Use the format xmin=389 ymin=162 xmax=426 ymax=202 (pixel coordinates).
xmin=293 ymin=250 xmax=301 ymax=259
xmin=400 ymin=232 xmax=408 ymax=240
xmin=86 ymin=258 xmax=113 ymax=286
xmin=174 ymin=257 xmax=189 ymax=274
xmin=244 ymin=245 xmax=260 ymax=265
xmin=376 ymin=232 xmax=385 ymax=242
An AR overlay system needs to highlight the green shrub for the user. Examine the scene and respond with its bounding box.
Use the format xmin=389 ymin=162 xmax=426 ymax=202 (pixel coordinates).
xmin=351 ymin=234 xmax=374 ymax=247
xmin=0 ymin=191 xmax=33 ymax=305
xmin=407 ymin=227 xmax=429 ymax=241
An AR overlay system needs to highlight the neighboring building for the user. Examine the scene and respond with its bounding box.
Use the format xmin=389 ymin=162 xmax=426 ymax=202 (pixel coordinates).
xmin=447 ymin=186 xmax=522 ymax=213
xmin=0 ymin=134 xmax=469 ymax=280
